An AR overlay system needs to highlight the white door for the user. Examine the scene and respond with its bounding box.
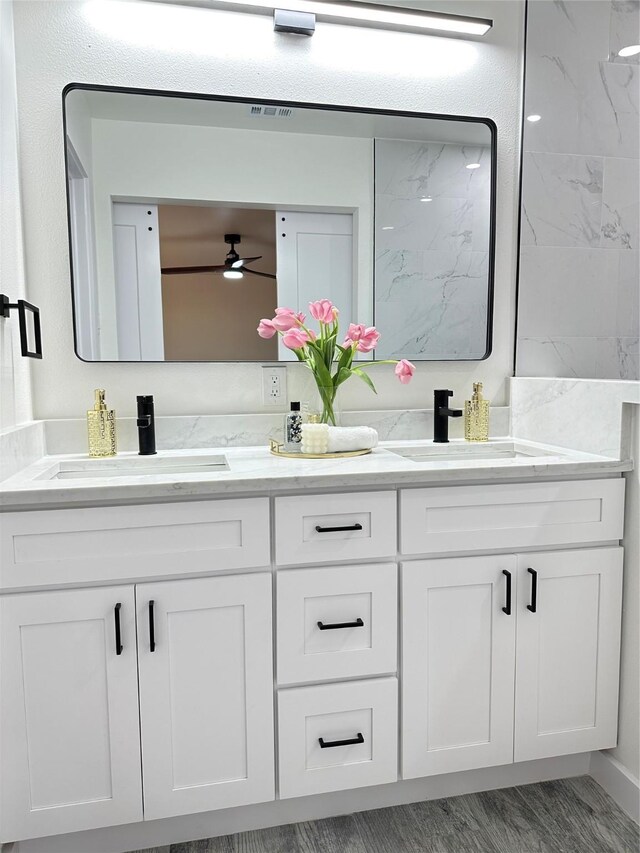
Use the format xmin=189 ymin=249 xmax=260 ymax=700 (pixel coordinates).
xmin=137 ymin=573 xmax=275 ymax=821
xmin=276 ymin=211 xmax=353 ymax=359
xmin=112 ymin=202 xmax=164 ymax=360
xmin=515 ymin=547 xmax=623 ymax=762
xmin=0 ymin=587 xmax=142 ymax=842
xmin=67 ymin=138 xmax=100 ymax=359
xmin=402 ymin=556 xmax=517 ymax=778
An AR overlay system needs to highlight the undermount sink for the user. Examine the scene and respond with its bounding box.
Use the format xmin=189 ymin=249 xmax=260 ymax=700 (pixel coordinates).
xmin=386 ymin=441 xmax=563 ymax=464
xmin=38 ymin=454 xmax=229 ymax=481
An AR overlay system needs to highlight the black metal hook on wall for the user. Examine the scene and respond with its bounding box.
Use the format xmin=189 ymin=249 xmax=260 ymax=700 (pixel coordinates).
xmin=0 ymin=294 xmax=42 ymax=359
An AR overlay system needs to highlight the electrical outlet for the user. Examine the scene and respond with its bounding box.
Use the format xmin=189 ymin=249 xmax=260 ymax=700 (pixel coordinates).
xmin=262 ymin=366 xmax=287 ymax=406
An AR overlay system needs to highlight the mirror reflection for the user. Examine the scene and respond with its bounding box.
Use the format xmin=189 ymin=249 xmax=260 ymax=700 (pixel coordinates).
xmin=64 ymin=86 xmax=495 ymax=362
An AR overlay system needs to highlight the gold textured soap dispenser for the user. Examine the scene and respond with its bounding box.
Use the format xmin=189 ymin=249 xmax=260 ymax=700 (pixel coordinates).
xmin=464 ymin=382 xmax=490 ymax=442
xmin=87 ymin=389 xmax=117 ymax=457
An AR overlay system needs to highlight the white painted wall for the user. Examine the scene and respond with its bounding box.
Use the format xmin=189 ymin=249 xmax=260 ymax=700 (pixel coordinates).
xmin=0 ymin=0 xmax=33 ymax=430
xmin=12 ymin=0 xmax=524 ymax=419
xmin=88 ymin=119 xmax=372 ymax=358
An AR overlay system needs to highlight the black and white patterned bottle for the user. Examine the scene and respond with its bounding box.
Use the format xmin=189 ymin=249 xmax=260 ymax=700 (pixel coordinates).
xmin=284 ymin=401 xmax=303 ymax=452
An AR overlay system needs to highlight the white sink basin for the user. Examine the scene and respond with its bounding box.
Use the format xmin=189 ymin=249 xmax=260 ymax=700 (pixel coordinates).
xmin=387 ymin=440 xmax=563 ymax=464
xmin=38 ymin=454 xmax=229 ymax=481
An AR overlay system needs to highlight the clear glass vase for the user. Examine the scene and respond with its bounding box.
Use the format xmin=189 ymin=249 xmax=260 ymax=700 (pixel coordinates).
xmin=303 ymin=377 xmax=341 ymax=426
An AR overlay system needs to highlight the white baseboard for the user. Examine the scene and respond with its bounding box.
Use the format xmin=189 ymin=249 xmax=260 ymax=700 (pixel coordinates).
xmin=590 ymin=750 xmax=640 ymax=825
xmin=13 ymin=753 xmax=591 ymax=853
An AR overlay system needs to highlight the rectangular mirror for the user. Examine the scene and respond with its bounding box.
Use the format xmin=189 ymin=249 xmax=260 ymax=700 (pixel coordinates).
xmin=63 ymin=85 xmax=495 ymax=362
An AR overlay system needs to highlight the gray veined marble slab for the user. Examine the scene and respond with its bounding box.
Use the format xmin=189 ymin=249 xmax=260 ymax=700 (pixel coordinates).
xmin=523 ymin=1 xmax=639 ymax=158
xmin=0 ymin=436 xmax=629 ymax=510
xmin=521 ymin=153 xmax=604 ymax=248
xmin=376 ymin=194 xmax=474 ymax=253
xmin=609 ymin=1 xmax=640 ymax=65
xmin=601 ymin=157 xmax=640 ymax=249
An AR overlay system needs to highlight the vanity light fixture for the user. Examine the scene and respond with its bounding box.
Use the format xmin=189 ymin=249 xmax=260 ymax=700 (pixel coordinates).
xmin=208 ymin=1 xmax=493 ymax=38
xmin=465 ymin=162 xmax=481 ymax=170
xmin=223 ymin=269 xmax=244 ymax=280
xmin=526 ymin=114 xmax=542 ymax=122
xmin=618 ymin=44 xmax=640 ymax=57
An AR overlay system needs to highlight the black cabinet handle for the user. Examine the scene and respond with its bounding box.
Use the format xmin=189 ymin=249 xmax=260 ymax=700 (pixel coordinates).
xmin=315 ymin=523 xmax=363 ymax=533
xmin=502 ymin=570 xmax=512 ymax=615
xmin=527 ymin=568 xmax=538 ymax=613
xmin=317 ymin=618 xmax=364 ymax=631
xmin=114 ymin=603 xmax=123 ymax=655
xmin=319 ymin=732 xmax=364 ymax=749
xmin=149 ymin=600 xmax=156 ymax=652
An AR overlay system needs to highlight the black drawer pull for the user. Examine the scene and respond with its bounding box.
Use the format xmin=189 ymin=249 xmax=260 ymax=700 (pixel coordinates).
xmin=319 ymin=732 xmax=364 ymax=749
xmin=149 ymin=600 xmax=156 ymax=652
xmin=317 ymin=618 xmax=364 ymax=631
xmin=315 ymin=523 xmax=363 ymax=533
xmin=527 ymin=568 xmax=538 ymax=613
xmin=114 ymin=603 xmax=123 ymax=655
xmin=502 ymin=570 xmax=512 ymax=615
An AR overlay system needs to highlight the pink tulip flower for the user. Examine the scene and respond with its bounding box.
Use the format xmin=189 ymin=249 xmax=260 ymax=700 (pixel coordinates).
xmin=271 ymin=307 xmax=305 ymax=331
xmin=309 ymin=300 xmax=336 ymax=325
xmin=395 ymin=359 xmax=416 ymax=384
xmin=257 ymin=319 xmax=277 ymax=339
xmin=282 ymin=327 xmax=310 ymax=350
xmin=344 ymin=324 xmax=380 ymax=353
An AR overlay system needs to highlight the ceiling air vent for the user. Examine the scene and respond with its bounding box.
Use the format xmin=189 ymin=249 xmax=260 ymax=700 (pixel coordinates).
xmin=249 ymin=105 xmax=294 ymax=119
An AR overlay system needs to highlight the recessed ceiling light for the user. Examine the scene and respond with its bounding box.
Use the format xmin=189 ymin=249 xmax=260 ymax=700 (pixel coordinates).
xmin=466 ymin=163 xmax=481 ymax=170
xmin=381 ymin=226 xmax=395 ymax=231
xmin=420 ymin=196 xmax=433 ymax=202
xmin=223 ymin=269 xmax=244 ymax=280
xmin=527 ymin=114 xmax=542 ymax=122
xmin=618 ymin=44 xmax=640 ymax=57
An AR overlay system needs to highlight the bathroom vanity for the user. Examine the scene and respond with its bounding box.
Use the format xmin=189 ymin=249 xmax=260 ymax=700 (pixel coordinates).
xmin=0 ymin=440 xmax=628 ymax=847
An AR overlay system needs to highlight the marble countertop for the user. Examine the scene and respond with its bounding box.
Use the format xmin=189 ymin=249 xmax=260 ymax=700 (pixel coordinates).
xmin=0 ymin=438 xmax=631 ymax=511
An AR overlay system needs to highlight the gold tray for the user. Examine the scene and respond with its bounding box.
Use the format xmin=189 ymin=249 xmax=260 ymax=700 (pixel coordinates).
xmin=269 ymin=440 xmax=372 ymax=460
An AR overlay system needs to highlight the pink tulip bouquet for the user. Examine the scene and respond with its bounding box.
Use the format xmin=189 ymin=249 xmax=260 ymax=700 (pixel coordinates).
xmin=258 ymin=299 xmax=415 ymax=425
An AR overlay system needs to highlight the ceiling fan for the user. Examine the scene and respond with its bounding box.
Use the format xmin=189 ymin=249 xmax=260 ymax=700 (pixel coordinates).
xmin=161 ymin=233 xmax=276 ymax=280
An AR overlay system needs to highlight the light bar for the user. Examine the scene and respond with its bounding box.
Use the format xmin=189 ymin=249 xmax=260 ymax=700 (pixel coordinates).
xmin=210 ymin=0 xmax=493 ymax=37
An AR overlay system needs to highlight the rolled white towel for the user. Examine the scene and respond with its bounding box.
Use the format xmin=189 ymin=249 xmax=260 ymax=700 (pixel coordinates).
xmin=326 ymin=426 xmax=378 ymax=453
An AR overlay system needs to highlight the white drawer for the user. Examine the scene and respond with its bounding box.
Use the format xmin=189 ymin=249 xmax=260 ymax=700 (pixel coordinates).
xmin=275 ymin=491 xmax=396 ymax=566
xmin=400 ymin=479 xmax=625 ymax=556
xmin=0 ymin=498 xmax=270 ymax=589
xmin=277 ymin=678 xmax=397 ymax=799
xmin=277 ymin=563 xmax=397 ymax=685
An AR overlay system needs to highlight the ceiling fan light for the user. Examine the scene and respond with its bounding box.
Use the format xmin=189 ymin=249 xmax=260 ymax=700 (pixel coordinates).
xmin=223 ymin=269 xmax=244 ymax=280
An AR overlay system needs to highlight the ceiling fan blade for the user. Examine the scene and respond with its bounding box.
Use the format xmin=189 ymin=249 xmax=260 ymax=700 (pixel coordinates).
xmin=232 ymin=256 xmax=262 ymax=268
xmin=161 ymin=265 xmax=226 ymax=275
xmin=244 ymin=267 xmax=277 ymax=280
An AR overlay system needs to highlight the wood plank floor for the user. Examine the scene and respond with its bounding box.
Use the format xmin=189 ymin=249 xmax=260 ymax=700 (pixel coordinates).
xmin=132 ymin=776 xmax=639 ymax=853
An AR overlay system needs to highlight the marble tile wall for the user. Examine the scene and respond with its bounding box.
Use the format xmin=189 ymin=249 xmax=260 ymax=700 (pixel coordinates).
xmin=516 ymin=0 xmax=639 ymax=380
xmin=374 ymin=138 xmax=492 ymax=360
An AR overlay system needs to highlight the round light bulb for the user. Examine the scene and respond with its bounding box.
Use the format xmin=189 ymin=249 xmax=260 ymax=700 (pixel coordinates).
xmin=618 ymin=44 xmax=640 ymax=57
xmin=527 ymin=114 xmax=542 ymax=122
xmin=466 ymin=163 xmax=481 ymax=170
xmin=223 ymin=269 xmax=244 ymax=280
xmin=381 ymin=225 xmax=395 ymax=231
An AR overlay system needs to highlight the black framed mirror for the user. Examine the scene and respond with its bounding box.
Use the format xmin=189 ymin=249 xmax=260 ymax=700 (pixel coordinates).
xmin=63 ymin=84 xmax=496 ymax=363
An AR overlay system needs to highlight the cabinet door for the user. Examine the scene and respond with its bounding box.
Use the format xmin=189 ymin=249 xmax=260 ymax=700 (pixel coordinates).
xmin=0 ymin=587 xmax=142 ymax=842
xmin=515 ymin=547 xmax=623 ymax=762
xmin=402 ymin=556 xmax=516 ymax=779
xmin=137 ymin=573 xmax=275 ymax=820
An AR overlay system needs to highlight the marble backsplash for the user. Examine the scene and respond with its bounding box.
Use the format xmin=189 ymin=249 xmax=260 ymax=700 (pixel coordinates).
xmin=511 ymin=377 xmax=640 ymax=458
xmin=516 ymin=0 xmax=639 ymax=381
xmin=0 ymin=406 xmax=510 ymax=462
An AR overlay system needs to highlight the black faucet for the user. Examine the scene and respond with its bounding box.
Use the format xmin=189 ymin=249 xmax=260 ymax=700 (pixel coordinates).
xmin=137 ymin=395 xmax=157 ymax=455
xmin=433 ymin=389 xmax=462 ymax=443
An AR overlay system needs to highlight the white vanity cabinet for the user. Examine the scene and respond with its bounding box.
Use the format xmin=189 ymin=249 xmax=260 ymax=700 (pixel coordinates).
xmin=0 ymin=573 xmax=275 ymax=842
xmin=0 ymin=586 xmax=143 ymax=840
xmin=0 ymin=476 xmax=627 ymax=847
xmin=402 ymin=547 xmax=623 ymax=780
